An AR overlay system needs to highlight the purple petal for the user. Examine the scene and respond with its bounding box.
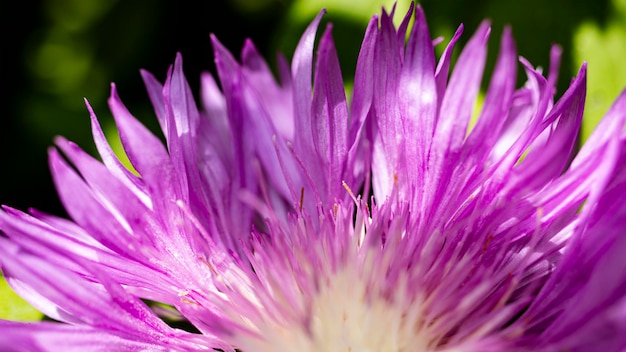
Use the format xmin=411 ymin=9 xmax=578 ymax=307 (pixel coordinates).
xmin=140 ymin=69 xmax=167 ymax=135
xmin=86 ymin=100 xmax=148 ymax=206
xmin=423 ymin=21 xmax=490 ymax=223
xmin=311 ymin=24 xmax=349 ymax=201
xmin=529 ymin=152 xmax=626 ymax=350
xmin=508 ymin=64 xmax=586 ymax=193
xmin=0 ymin=320 xmax=213 ymax=351
xmin=0 ymin=208 xmax=178 ymax=305
xmin=398 ymin=5 xmax=437 ymax=207
xmin=108 ymin=85 xmax=185 ymax=209
xmin=48 ymin=148 xmax=146 ymax=258
xmin=395 ymin=2 xmax=415 ymax=56
xmin=521 ymin=92 xmax=626 ymax=344
xmin=0 ymin=241 xmax=174 ymax=337
xmin=292 ymin=10 xmax=326 ymax=163
xmin=463 ymin=26 xmax=517 ymax=168
xmin=371 ymin=9 xmax=403 ymax=201
xmin=350 ymin=15 xmax=378 ymax=142
xmin=432 ymin=21 xmax=489 ymax=157
xmin=241 ymin=39 xmax=294 ymax=139
xmin=434 ymin=24 xmax=464 ymax=108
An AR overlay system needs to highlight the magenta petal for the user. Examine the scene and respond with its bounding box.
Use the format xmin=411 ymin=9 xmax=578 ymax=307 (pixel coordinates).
xmin=398 ymin=6 xmax=437 ymax=207
xmin=0 ymin=241 xmax=174 ymax=338
xmin=0 ymin=321 xmax=168 ymax=352
xmin=198 ymin=72 xmax=231 ymax=174
xmin=292 ymin=10 xmax=326 ymax=161
xmin=420 ymin=22 xmax=489 ymax=224
xmin=463 ymin=26 xmax=517 ymax=168
xmin=311 ymin=24 xmax=349 ymax=201
xmin=574 ymin=89 xmax=626 ymax=166
xmin=0 ymin=208 xmax=177 ymax=305
xmin=347 ymin=15 xmax=378 ymax=199
xmin=523 ymin=154 xmax=626 ymax=350
xmin=395 ymin=2 xmax=415 ymax=55
xmin=86 ymin=99 xmax=147 ymax=205
xmin=241 ymin=39 xmax=294 ymax=139
xmin=371 ymin=9 xmax=403 ymax=201
xmin=432 ymin=21 xmax=489 ymax=157
xmin=108 ymin=85 xmax=185 ymax=209
xmin=163 ymin=54 xmax=210 ymax=218
xmin=350 ymin=15 xmax=378 ymax=141
xmin=488 ymin=56 xmax=554 ymax=177
xmin=434 ymin=24 xmax=464 ymax=109
xmin=509 ymin=64 xmax=586 ymax=193
xmin=48 ymin=148 xmax=145 ymax=257
xmin=140 ymin=69 xmax=167 ymax=135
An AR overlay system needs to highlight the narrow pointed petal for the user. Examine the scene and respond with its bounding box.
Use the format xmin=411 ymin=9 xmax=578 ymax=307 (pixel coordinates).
xmin=399 ymin=6 xmax=437 ymax=206
xmin=434 ymin=24 xmax=464 ymax=107
xmin=0 ymin=241 xmax=172 ymax=336
xmin=350 ymin=15 xmax=378 ymax=140
xmin=464 ymin=26 xmax=517 ymax=166
xmin=140 ymin=69 xmax=167 ymax=135
xmin=86 ymin=100 xmax=149 ymax=206
xmin=292 ymin=10 xmax=326 ymax=159
xmin=396 ymin=2 xmax=415 ymax=55
xmin=108 ymin=85 xmax=185 ymax=209
xmin=311 ymin=24 xmax=349 ymax=201
xmin=48 ymin=148 xmax=144 ymax=257
xmin=371 ymin=9 xmax=403 ymax=201
xmin=509 ymin=64 xmax=586 ymax=192
xmin=423 ymin=21 xmax=490 ymax=223
xmin=433 ymin=21 xmax=489 ymax=156
xmin=241 ymin=39 xmax=294 ymax=139
xmin=0 ymin=321 xmax=172 ymax=352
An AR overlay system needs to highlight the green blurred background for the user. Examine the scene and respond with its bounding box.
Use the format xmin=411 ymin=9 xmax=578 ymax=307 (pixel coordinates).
xmin=1 ymin=0 xmax=626 ymax=320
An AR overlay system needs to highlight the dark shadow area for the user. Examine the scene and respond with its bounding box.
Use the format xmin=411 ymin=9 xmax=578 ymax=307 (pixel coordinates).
xmin=1 ymin=0 xmax=288 ymax=215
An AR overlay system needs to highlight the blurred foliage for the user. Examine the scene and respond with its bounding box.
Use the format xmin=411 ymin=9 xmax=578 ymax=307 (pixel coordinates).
xmin=574 ymin=0 xmax=626 ymax=140
xmin=1 ymin=0 xmax=624 ymax=321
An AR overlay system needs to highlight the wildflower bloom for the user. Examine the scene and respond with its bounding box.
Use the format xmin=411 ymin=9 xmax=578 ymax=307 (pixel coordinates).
xmin=2 ymin=4 xmax=626 ymax=351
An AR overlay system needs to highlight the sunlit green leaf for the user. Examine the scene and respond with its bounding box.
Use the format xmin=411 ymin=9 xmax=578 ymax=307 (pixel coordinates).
xmin=574 ymin=0 xmax=626 ymax=141
xmin=0 ymin=275 xmax=44 ymax=321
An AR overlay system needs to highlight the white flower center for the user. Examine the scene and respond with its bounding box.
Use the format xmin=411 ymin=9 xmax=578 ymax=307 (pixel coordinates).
xmin=234 ymin=263 xmax=431 ymax=352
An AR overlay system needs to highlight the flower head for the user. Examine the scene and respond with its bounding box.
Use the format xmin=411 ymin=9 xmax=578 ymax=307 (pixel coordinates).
xmin=2 ymin=4 xmax=626 ymax=351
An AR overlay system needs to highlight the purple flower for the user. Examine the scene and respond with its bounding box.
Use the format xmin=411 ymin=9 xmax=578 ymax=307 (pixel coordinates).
xmin=2 ymin=4 xmax=626 ymax=351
